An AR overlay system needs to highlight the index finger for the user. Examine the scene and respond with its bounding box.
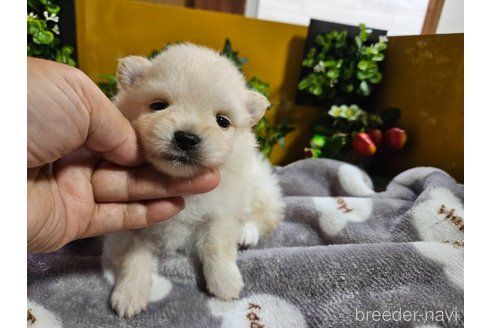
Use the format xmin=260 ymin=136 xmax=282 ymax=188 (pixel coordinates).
xmin=92 ymin=162 xmax=220 ymax=202
xmin=82 ymin=198 xmax=185 ymax=239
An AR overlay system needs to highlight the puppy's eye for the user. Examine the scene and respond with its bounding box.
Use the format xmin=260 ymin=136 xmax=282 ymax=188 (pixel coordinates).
xmin=216 ymin=115 xmax=231 ymax=128
xmin=149 ymin=101 xmax=169 ymax=111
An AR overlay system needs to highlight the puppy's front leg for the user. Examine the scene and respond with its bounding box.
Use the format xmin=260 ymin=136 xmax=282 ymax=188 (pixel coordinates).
xmin=103 ymin=232 xmax=154 ymax=318
xmin=196 ymin=217 xmax=244 ymax=300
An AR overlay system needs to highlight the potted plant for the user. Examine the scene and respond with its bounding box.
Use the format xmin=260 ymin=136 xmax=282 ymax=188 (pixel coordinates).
xmin=296 ymin=20 xmax=407 ymax=163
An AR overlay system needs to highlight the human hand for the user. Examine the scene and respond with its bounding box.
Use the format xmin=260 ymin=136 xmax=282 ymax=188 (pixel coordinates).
xmin=27 ymin=58 xmax=220 ymax=252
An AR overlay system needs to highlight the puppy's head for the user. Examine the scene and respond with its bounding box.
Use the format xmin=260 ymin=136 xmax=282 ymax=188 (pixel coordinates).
xmin=114 ymin=43 xmax=269 ymax=178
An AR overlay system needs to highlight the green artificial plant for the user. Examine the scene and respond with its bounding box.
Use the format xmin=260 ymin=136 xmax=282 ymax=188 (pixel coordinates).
xmin=27 ymin=0 xmax=76 ymax=66
xmin=298 ymin=24 xmax=387 ymax=103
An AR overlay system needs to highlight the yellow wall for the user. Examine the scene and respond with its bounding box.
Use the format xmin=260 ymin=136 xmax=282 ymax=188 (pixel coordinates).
xmin=370 ymin=34 xmax=464 ymax=182
xmin=76 ymin=0 xmax=463 ymax=181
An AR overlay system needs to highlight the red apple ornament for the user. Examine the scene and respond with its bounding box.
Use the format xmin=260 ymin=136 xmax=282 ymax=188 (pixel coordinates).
xmin=368 ymin=129 xmax=383 ymax=148
xmin=384 ymin=128 xmax=407 ymax=150
xmin=352 ymin=132 xmax=377 ymax=156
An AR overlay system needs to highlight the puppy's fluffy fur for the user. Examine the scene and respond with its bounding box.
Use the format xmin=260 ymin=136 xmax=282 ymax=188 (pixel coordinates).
xmin=102 ymin=44 xmax=284 ymax=318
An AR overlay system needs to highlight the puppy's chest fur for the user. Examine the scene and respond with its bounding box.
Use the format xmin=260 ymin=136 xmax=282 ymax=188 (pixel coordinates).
xmin=144 ymin=166 xmax=254 ymax=255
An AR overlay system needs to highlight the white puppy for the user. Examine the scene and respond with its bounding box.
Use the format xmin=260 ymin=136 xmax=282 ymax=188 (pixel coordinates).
xmin=102 ymin=43 xmax=285 ymax=318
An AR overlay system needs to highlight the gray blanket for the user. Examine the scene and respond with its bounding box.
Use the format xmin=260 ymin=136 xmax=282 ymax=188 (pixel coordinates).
xmin=27 ymin=158 xmax=464 ymax=328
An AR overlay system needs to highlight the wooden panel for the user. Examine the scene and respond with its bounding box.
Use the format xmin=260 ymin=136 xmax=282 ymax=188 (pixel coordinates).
xmin=369 ymin=34 xmax=463 ymax=182
xmin=193 ymin=0 xmax=246 ymax=15
xmin=421 ymin=0 xmax=445 ymax=34
xmin=137 ymin=0 xmax=189 ymax=6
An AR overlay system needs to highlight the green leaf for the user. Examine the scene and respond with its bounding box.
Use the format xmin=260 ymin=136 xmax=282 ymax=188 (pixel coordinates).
xmin=326 ymin=69 xmax=339 ymax=79
xmin=33 ymin=30 xmax=54 ymax=45
xmin=310 ymin=134 xmax=327 ymax=148
xmin=27 ymin=19 xmax=42 ymax=35
xmin=359 ymin=24 xmax=368 ymax=42
xmin=46 ymin=3 xmax=60 ymax=14
xmin=342 ymin=83 xmax=354 ymax=93
xmin=357 ymin=70 xmax=372 ymax=80
xmin=302 ymin=58 xmax=314 ymax=67
xmin=341 ymin=64 xmax=355 ymax=80
xmin=372 ymin=53 xmax=384 ymax=61
xmin=324 ymin=60 xmax=337 ymax=68
xmin=376 ymin=42 xmax=387 ymax=51
xmin=306 ymin=48 xmax=316 ymax=59
xmin=248 ymin=77 xmax=270 ymax=98
xmin=28 ymin=0 xmax=42 ymax=12
xmin=61 ymin=46 xmax=74 ymax=56
xmin=369 ymin=72 xmax=382 ymax=84
xmin=223 ymin=38 xmax=232 ymax=53
xmin=333 ymin=32 xmax=346 ymax=49
xmin=366 ymin=46 xmax=379 ymax=55
xmin=311 ymin=85 xmax=323 ymax=96
xmin=298 ymin=78 xmax=309 ymax=90
xmin=357 ymin=60 xmax=369 ymax=70
xmin=221 ymin=38 xmax=248 ymax=71
xmin=262 ymin=143 xmax=272 ymax=158
xmin=355 ymin=36 xmax=362 ymax=48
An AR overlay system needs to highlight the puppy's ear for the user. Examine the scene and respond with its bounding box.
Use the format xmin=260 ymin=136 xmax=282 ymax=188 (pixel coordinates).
xmin=117 ymin=56 xmax=151 ymax=90
xmin=245 ymin=90 xmax=270 ymax=125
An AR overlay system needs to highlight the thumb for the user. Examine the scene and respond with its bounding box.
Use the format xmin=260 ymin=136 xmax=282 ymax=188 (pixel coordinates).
xmin=82 ymin=77 xmax=144 ymax=165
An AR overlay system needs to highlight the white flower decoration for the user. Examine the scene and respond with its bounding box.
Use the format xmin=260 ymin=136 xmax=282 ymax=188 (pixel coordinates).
xmin=27 ymin=12 xmax=38 ymax=19
xmin=329 ymin=104 xmax=365 ymax=121
xmin=43 ymin=11 xmax=59 ymax=23
xmin=52 ymin=24 xmax=60 ymax=35
xmin=379 ymin=35 xmax=388 ymax=43
xmin=328 ymin=105 xmax=343 ymax=118
xmin=344 ymin=104 xmax=363 ymax=121
xmin=314 ymin=61 xmax=325 ymax=73
xmin=338 ymin=105 xmax=349 ymax=118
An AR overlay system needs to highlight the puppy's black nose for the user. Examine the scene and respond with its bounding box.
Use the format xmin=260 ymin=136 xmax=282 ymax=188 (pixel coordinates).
xmin=174 ymin=131 xmax=201 ymax=151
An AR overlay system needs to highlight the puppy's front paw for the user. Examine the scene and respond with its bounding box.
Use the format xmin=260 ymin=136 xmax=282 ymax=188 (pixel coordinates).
xmin=111 ymin=281 xmax=151 ymax=319
xmin=205 ymin=261 xmax=244 ymax=301
xmin=239 ymin=222 xmax=260 ymax=247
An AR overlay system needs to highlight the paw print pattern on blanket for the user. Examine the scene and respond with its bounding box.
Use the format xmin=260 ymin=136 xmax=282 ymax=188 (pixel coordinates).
xmin=208 ymin=294 xmax=306 ymax=328
xmin=413 ymin=241 xmax=464 ymax=289
xmin=27 ymin=300 xmax=62 ymax=328
xmin=411 ymin=188 xmax=464 ymax=242
xmin=313 ymin=196 xmax=373 ymax=237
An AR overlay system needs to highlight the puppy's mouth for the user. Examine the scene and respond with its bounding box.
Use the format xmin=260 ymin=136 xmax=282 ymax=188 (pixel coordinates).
xmin=162 ymin=152 xmax=202 ymax=167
